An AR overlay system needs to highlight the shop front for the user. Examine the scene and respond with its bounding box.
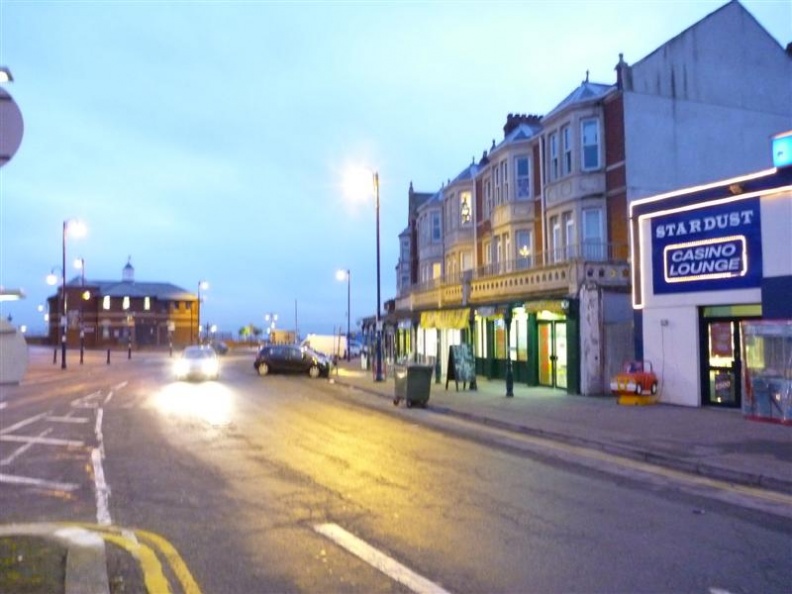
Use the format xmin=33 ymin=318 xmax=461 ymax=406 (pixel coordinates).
xmin=469 ymin=300 xmax=579 ymax=393
xmin=631 ymin=145 xmax=792 ymax=412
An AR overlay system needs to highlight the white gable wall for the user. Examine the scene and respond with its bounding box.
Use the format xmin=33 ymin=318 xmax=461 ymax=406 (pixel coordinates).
xmin=623 ymin=2 xmax=792 ymax=202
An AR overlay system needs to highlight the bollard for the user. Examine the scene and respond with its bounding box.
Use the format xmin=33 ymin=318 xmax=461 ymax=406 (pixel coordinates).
xmin=128 ymin=345 xmax=132 ymax=360
xmin=107 ymin=349 xmax=111 ymax=365
xmin=53 ymin=348 xmax=58 ymax=365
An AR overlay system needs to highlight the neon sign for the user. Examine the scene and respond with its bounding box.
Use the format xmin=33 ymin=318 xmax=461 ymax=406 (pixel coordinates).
xmin=651 ymin=197 xmax=761 ymax=294
xmin=663 ymin=235 xmax=747 ymax=283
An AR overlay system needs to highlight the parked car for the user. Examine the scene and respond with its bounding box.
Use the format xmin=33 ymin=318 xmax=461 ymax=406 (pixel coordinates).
xmin=210 ymin=340 xmax=229 ymax=355
xmin=610 ymin=360 xmax=658 ymax=395
xmin=348 ymin=340 xmax=363 ymax=358
xmin=254 ymin=344 xmax=331 ymax=379
xmin=174 ymin=345 xmax=220 ymax=381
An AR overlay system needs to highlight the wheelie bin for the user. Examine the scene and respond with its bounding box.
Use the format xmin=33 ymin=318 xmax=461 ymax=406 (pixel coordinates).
xmin=393 ymin=364 xmax=433 ymax=408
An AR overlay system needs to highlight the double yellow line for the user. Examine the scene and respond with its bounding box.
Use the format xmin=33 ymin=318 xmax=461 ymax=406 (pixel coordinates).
xmin=70 ymin=523 xmax=201 ymax=594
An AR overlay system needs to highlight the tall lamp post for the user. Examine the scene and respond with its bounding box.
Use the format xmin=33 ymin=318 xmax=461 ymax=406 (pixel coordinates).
xmin=74 ymin=257 xmax=86 ymax=364
xmin=196 ymin=280 xmax=208 ymax=344
xmin=336 ymin=269 xmax=351 ymax=361
xmin=374 ymin=172 xmax=384 ymax=382
xmin=60 ymin=219 xmax=86 ymax=369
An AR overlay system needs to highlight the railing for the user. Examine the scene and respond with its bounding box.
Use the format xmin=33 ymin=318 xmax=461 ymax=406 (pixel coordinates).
xmin=395 ymin=242 xmax=629 ymax=306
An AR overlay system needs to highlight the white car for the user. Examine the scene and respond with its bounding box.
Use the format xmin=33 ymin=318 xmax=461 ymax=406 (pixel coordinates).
xmin=174 ymin=345 xmax=220 ymax=381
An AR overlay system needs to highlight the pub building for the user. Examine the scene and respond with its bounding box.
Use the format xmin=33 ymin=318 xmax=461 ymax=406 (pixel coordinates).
xmin=630 ymin=131 xmax=792 ymax=422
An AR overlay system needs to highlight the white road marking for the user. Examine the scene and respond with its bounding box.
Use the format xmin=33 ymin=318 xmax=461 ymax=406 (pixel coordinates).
xmin=71 ymin=391 xmax=102 ymax=409
xmin=0 ymin=434 xmax=84 ymax=447
xmin=46 ymin=416 xmax=89 ymax=424
xmin=0 ymin=402 xmax=6 ymax=410
xmin=1 ymin=428 xmax=53 ymax=466
xmin=0 ymin=472 xmax=79 ymax=491
xmin=92 ymin=447 xmax=112 ymax=525
xmin=95 ymin=407 xmax=105 ymax=458
xmin=314 ymin=523 xmax=452 ymax=594
xmin=0 ymin=412 xmax=50 ymax=435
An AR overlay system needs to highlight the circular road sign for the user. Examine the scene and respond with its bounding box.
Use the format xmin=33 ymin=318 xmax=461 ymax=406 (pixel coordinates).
xmin=0 ymin=87 xmax=24 ymax=168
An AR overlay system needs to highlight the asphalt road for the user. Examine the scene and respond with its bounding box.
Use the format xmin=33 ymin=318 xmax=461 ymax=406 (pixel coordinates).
xmin=1 ymin=351 xmax=790 ymax=593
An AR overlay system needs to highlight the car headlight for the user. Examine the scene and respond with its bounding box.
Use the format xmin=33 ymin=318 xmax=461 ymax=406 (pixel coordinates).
xmin=174 ymin=360 xmax=189 ymax=376
xmin=202 ymin=359 xmax=219 ymax=375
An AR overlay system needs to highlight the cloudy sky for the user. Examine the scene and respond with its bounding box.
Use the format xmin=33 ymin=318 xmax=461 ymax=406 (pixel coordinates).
xmin=0 ymin=0 xmax=789 ymax=338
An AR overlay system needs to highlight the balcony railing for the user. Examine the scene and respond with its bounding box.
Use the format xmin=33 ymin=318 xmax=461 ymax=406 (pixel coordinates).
xmin=395 ymin=242 xmax=629 ymax=310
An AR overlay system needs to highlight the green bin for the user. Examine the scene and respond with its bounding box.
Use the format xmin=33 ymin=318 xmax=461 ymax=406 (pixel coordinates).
xmin=393 ymin=364 xmax=433 ymax=408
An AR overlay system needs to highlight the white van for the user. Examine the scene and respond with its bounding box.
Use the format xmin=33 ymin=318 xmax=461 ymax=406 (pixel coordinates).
xmin=301 ymin=334 xmax=348 ymax=361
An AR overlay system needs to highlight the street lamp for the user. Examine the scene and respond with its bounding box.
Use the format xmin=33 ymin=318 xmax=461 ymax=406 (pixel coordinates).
xmin=0 ymin=67 xmax=13 ymax=83
xmin=342 ymin=166 xmax=384 ymax=381
xmin=196 ymin=280 xmax=208 ymax=344
xmin=373 ymin=172 xmax=384 ymax=382
xmin=59 ymin=220 xmax=86 ymax=369
xmin=74 ymin=257 xmax=86 ymax=363
xmin=336 ymin=269 xmax=351 ymax=361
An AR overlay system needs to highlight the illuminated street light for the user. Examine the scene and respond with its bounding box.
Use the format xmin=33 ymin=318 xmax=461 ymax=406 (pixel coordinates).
xmin=343 ymin=167 xmax=384 ymax=381
xmin=196 ymin=280 xmax=209 ymax=344
xmin=0 ymin=67 xmax=13 ymax=83
xmin=336 ymin=269 xmax=351 ymax=361
xmin=59 ymin=220 xmax=86 ymax=369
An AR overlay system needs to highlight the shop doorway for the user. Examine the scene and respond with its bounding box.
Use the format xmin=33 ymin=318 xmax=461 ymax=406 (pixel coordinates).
xmin=700 ymin=305 xmax=761 ymax=408
xmin=538 ymin=320 xmax=567 ymax=389
xmin=704 ymin=320 xmax=742 ymax=407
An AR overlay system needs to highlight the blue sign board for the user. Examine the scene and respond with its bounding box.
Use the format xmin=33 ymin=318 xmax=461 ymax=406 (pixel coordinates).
xmin=651 ymin=197 xmax=762 ymax=294
xmin=773 ymin=132 xmax=792 ymax=169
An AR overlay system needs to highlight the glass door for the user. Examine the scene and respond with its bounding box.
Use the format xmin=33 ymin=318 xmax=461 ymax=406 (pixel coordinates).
xmin=555 ymin=322 xmax=568 ymax=389
xmin=538 ymin=320 xmax=568 ymax=389
xmin=705 ymin=320 xmax=741 ymax=408
xmin=538 ymin=322 xmax=552 ymax=385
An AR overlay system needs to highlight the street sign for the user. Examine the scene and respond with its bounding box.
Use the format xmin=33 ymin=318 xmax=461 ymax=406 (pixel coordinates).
xmin=0 ymin=87 xmax=24 ymax=168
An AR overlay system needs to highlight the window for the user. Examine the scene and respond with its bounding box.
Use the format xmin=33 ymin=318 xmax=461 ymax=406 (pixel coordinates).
xmin=581 ymin=119 xmax=600 ymax=170
xmin=583 ymin=208 xmax=605 ymax=260
xmin=562 ymin=125 xmax=572 ymax=175
xmin=483 ymin=240 xmax=492 ymax=268
xmin=431 ymin=211 xmax=441 ymax=242
xmin=515 ymin=156 xmax=531 ymax=200
xmin=549 ymin=133 xmax=559 ymax=180
xmin=494 ymin=235 xmax=502 ymax=273
xmin=564 ymin=212 xmax=575 ymax=259
xmin=501 ymin=160 xmax=508 ymax=202
xmin=432 ymin=262 xmax=442 ymax=279
xmin=460 ymin=191 xmax=472 ymax=225
xmin=516 ymin=229 xmax=533 ymax=268
xmin=144 ymin=296 xmax=150 ymax=311
xmin=122 ymin=296 xmax=130 ymax=310
xmin=494 ymin=165 xmax=500 ymax=204
xmin=461 ymin=251 xmax=472 ymax=271
xmin=102 ymin=296 xmax=110 ymax=310
xmin=551 ymin=216 xmax=561 ymax=263
xmin=484 ymin=177 xmax=492 ymax=218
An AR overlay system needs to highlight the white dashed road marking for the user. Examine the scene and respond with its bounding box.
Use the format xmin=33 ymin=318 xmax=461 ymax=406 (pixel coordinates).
xmin=0 ymin=472 xmax=79 ymax=491
xmin=314 ymin=523 xmax=452 ymax=594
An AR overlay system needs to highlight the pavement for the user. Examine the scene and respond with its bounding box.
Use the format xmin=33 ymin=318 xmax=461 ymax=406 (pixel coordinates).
xmin=2 ymin=347 xmax=790 ymax=593
xmin=331 ymin=359 xmax=792 ymax=495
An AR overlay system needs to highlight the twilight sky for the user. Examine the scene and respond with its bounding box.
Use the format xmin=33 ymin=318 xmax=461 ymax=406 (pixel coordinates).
xmin=0 ymin=0 xmax=789 ymax=338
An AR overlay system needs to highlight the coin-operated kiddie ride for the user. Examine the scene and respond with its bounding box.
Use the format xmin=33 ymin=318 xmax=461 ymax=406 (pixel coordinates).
xmin=610 ymin=360 xmax=660 ymax=405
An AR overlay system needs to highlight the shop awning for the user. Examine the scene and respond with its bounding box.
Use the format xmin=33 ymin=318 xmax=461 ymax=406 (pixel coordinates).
xmin=522 ymin=300 xmax=566 ymax=314
xmin=420 ymin=308 xmax=470 ymax=329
